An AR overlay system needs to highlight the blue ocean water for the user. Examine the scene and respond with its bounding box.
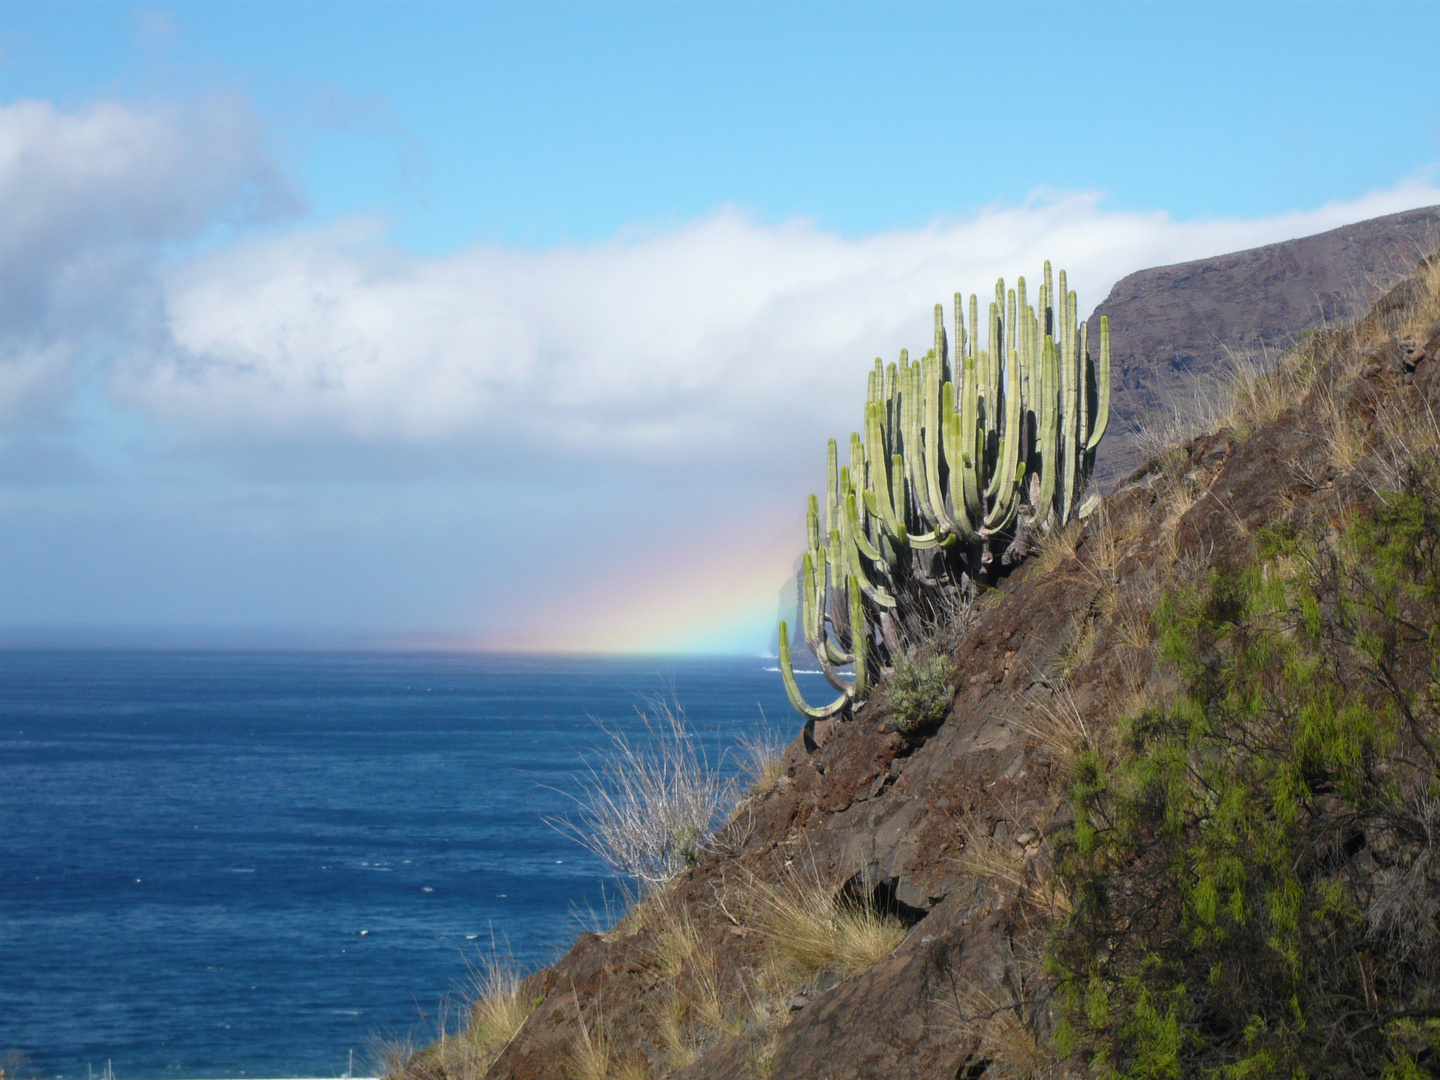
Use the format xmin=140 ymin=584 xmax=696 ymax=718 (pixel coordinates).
xmin=0 ymin=651 xmax=822 ymax=1079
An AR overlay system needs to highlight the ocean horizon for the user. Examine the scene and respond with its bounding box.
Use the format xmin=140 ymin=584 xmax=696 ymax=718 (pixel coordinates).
xmin=0 ymin=650 xmax=826 ymax=1079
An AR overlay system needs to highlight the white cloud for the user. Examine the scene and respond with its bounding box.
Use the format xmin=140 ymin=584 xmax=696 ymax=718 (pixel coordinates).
xmin=116 ymin=179 xmax=1440 ymax=482
xmin=0 ymin=97 xmax=295 ymax=425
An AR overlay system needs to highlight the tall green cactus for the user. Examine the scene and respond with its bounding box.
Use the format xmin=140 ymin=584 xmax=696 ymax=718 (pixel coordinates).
xmin=780 ymin=262 xmax=1111 ymax=719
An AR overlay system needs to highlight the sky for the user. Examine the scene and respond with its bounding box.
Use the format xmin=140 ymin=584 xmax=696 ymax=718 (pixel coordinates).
xmin=1 ymin=1 xmax=1439 ymax=655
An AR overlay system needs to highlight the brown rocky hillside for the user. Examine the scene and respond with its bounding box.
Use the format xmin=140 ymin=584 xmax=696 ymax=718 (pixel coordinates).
xmin=392 ymin=231 xmax=1440 ymax=1080
xmin=1093 ymin=204 xmax=1440 ymax=488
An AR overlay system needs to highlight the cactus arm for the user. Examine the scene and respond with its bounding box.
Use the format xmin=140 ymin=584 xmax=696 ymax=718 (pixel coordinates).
xmin=778 ymin=621 xmax=849 ymax=719
xmin=826 ymin=439 xmax=838 ymax=537
xmin=849 ymin=433 xmax=867 ymax=529
xmin=1035 ymin=335 xmax=1059 ymax=521
xmin=953 ymin=292 xmax=966 ymax=375
xmin=864 ymin=405 xmax=895 ymax=525
xmin=821 ymin=528 xmax=855 ymax=666
xmin=1086 ymin=315 xmax=1111 ymax=452
xmin=906 ymin=528 xmax=958 ymax=549
xmin=800 ymin=550 xmax=821 ymax=650
xmin=940 ymin=382 xmax=979 ymax=540
xmin=959 ymin=354 xmax=984 ymax=522
xmin=890 ymin=453 xmax=909 ymax=542
xmin=986 ymin=461 xmax=1026 ymax=532
xmin=1061 ymin=289 xmax=1080 ymax=523
xmin=983 ymin=342 xmax=1010 ymax=502
xmin=1007 ymin=287 xmax=1017 ymax=369
xmin=1079 ymin=320 xmax=1090 ymax=469
xmin=856 ymin=574 xmax=899 ymax=609
xmin=934 ymin=303 xmax=946 ymax=378
xmin=846 ymin=491 xmax=883 ymax=562
xmin=984 ymin=347 xmax=1025 ymax=529
xmin=968 ymin=294 xmax=979 ymax=360
xmin=848 ymin=579 xmax=868 ymax=700
xmin=923 ymin=350 xmax=958 ymax=535
xmin=907 ymin=355 xmax=937 ymax=528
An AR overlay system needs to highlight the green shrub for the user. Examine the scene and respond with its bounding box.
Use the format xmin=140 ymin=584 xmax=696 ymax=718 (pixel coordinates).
xmin=1050 ymin=471 xmax=1440 ymax=1080
xmin=885 ymin=655 xmax=959 ymax=734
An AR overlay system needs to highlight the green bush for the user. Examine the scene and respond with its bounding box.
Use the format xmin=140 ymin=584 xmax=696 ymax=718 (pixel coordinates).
xmin=1050 ymin=472 xmax=1440 ymax=1080
xmin=885 ymin=655 xmax=959 ymax=734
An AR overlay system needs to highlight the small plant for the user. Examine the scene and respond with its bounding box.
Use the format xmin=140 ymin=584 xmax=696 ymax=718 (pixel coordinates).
xmin=465 ymin=953 xmax=535 ymax=1067
xmin=750 ymin=865 xmax=908 ymax=983
xmin=883 ymin=654 xmax=959 ymax=734
xmin=547 ymin=698 xmax=736 ymax=892
xmin=738 ymin=727 xmax=788 ymax=796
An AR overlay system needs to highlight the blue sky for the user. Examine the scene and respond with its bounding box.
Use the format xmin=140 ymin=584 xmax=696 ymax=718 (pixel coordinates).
xmin=1 ymin=1 xmax=1438 ymax=652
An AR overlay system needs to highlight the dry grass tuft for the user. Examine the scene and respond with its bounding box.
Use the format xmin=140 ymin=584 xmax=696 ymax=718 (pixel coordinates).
xmin=1029 ymin=518 xmax=1083 ymax=578
xmin=1012 ymin=685 xmax=1092 ymax=766
xmin=654 ymin=990 xmax=698 ymax=1071
xmin=950 ymin=984 xmax=1058 ymax=1080
xmin=738 ymin=728 xmax=788 ymax=797
xmin=1219 ymin=344 xmax=1316 ymax=436
xmin=646 ymin=903 xmax=740 ymax=1069
xmin=466 ymin=953 xmax=536 ymax=1066
xmin=547 ymin=697 xmax=737 ymax=892
xmin=371 ymin=1035 xmax=419 ymax=1080
xmin=749 ymin=866 xmax=908 ymax=983
xmin=567 ymin=1011 xmax=613 ymax=1080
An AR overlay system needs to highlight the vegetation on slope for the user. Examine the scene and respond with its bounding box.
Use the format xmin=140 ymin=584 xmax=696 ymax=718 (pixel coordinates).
xmin=1047 ymin=256 xmax=1440 ymax=1080
xmin=383 ymin=252 xmax=1440 ymax=1080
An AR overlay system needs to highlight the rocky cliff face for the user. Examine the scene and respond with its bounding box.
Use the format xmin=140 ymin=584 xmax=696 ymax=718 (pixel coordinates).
xmin=1092 ymin=204 xmax=1440 ymax=488
xmin=395 ymin=217 xmax=1440 ymax=1080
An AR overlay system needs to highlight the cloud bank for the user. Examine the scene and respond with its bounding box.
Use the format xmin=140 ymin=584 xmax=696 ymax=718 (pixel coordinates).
xmin=126 ymin=179 xmax=1440 ymax=482
xmin=3 ymin=96 xmax=1438 ymax=650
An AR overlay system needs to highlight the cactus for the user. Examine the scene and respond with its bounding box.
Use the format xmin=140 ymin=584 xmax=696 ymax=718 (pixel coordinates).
xmin=780 ymin=262 xmax=1111 ymax=718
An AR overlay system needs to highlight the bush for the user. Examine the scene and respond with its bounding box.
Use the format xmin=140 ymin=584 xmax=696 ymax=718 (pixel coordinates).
xmin=1050 ymin=473 xmax=1440 ymax=1080
xmin=884 ymin=655 xmax=959 ymax=734
xmin=547 ymin=698 xmax=736 ymax=892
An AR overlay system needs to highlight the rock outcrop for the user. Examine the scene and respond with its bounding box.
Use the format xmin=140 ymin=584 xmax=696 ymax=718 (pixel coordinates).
xmin=1093 ymin=204 xmax=1440 ymax=488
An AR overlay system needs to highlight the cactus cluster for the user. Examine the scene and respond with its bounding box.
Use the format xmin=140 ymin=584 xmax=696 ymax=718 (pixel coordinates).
xmin=779 ymin=262 xmax=1110 ymax=719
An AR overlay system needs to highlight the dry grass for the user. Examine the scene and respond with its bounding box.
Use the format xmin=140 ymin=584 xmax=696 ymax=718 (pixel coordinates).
xmin=949 ymin=984 xmax=1058 ymax=1080
xmin=1052 ymin=618 xmax=1095 ymax=681
xmin=567 ymin=1009 xmax=648 ymax=1080
xmin=654 ymin=990 xmax=699 ymax=1071
xmin=646 ymin=902 xmax=741 ymax=1069
xmin=371 ymin=1035 xmax=419 ymax=1080
xmin=1012 ymin=685 xmax=1092 ymax=766
xmin=1219 ymin=344 xmax=1317 ymax=437
xmin=547 ymin=697 xmax=738 ymax=892
xmin=466 ymin=954 xmax=536 ymax=1067
xmin=1029 ymin=518 xmax=1083 ymax=578
xmin=1132 ymin=379 xmax=1229 ymax=468
xmin=738 ymin=728 xmax=788 ymax=796
xmin=749 ymin=865 xmax=908 ymax=984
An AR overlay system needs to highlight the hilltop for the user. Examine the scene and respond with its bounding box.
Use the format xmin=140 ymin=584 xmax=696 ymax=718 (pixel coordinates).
xmin=1094 ymin=204 xmax=1440 ymax=487
xmin=388 ymin=218 xmax=1440 ymax=1080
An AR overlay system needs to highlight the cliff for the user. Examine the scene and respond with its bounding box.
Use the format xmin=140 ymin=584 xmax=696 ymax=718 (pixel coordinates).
xmin=1093 ymin=204 xmax=1440 ymax=488
xmin=393 ymin=218 xmax=1440 ymax=1080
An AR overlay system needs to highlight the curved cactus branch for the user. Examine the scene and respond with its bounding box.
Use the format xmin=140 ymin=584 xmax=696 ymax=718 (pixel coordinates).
xmin=778 ymin=621 xmax=849 ymax=720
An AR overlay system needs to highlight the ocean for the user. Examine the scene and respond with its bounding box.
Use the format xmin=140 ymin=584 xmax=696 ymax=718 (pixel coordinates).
xmin=0 ymin=651 xmax=824 ymax=1079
